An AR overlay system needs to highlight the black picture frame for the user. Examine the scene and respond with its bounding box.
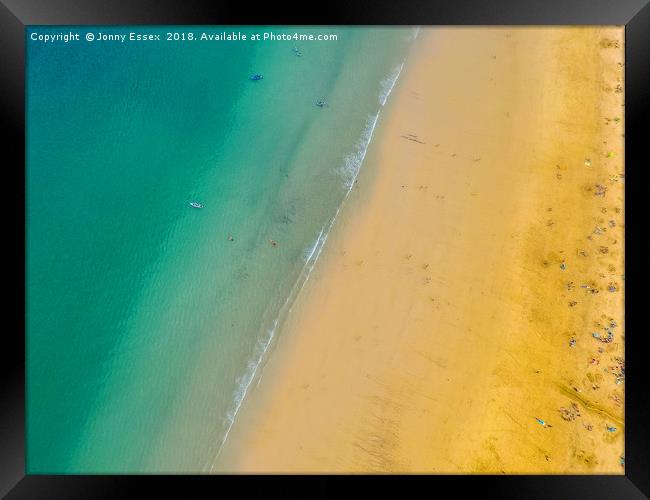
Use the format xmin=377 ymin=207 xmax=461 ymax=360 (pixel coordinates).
xmin=3 ymin=0 xmax=648 ymax=497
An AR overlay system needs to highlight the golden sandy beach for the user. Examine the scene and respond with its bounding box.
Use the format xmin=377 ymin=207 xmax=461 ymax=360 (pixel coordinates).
xmin=215 ymin=27 xmax=624 ymax=473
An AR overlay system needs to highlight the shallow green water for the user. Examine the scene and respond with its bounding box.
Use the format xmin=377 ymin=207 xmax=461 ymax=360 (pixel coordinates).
xmin=26 ymin=26 xmax=413 ymax=472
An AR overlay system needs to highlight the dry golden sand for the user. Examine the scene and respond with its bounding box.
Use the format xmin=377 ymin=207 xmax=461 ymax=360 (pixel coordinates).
xmin=215 ymin=27 xmax=624 ymax=473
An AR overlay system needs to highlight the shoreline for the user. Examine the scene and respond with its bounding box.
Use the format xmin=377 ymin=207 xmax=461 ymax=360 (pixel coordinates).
xmin=209 ymin=54 xmax=409 ymax=469
xmin=214 ymin=27 xmax=624 ymax=473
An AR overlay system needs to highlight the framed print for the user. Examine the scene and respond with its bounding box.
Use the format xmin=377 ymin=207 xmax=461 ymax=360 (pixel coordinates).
xmin=2 ymin=0 xmax=648 ymax=497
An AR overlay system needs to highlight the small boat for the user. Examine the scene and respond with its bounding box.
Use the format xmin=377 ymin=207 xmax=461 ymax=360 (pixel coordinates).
xmin=292 ymin=47 xmax=302 ymax=57
xmin=189 ymin=201 xmax=203 ymax=208
xmin=315 ymin=100 xmax=327 ymax=108
xmin=249 ymin=74 xmax=263 ymax=81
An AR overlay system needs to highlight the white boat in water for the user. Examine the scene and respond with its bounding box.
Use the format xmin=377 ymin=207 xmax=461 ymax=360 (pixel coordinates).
xmin=189 ymin=201 xmax=203 ymax=208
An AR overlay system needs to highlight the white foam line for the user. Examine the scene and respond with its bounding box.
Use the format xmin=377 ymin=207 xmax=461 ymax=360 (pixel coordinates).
xmin=208 ymin=58 xmax=406 ymax=471
xmin=305 ymin=227 xmax=325 ymax=263
xmin=379 ymin=62 xmax=404 ymax=107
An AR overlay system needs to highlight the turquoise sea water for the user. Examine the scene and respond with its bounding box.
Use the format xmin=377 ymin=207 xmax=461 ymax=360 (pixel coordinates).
xmin=26 ymin=26 xmax=413 ymax=472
